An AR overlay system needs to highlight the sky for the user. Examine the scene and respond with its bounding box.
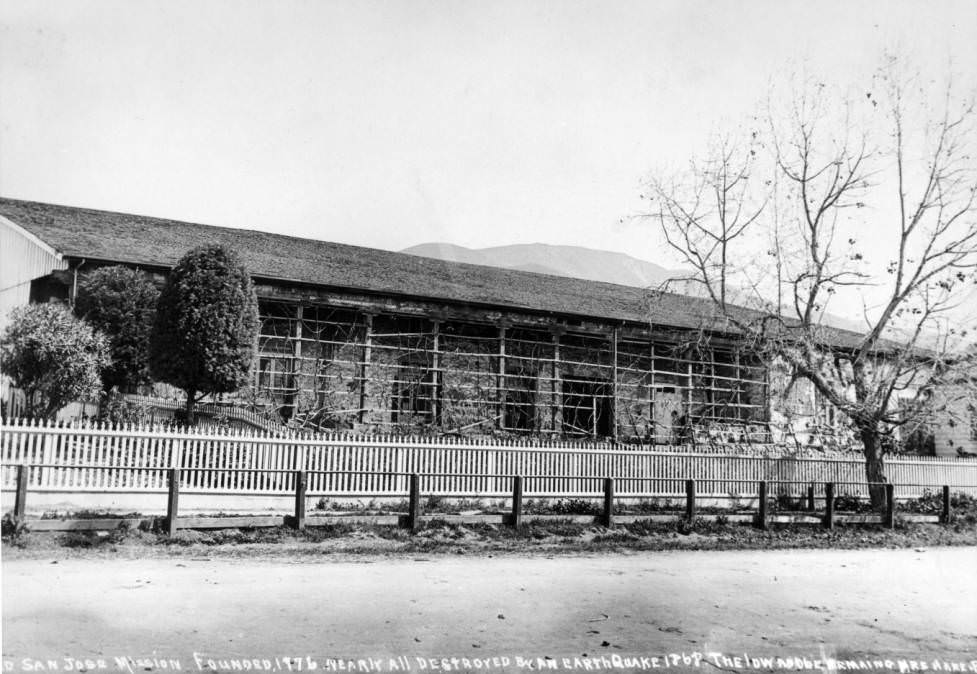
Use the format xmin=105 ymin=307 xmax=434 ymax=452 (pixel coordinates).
xmin=2 ymin=0 xmax=976 ymax=274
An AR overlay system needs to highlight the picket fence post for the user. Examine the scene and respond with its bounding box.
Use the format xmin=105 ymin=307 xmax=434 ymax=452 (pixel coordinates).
xmin=884 ymin=483 xmax=895 ymax=529
xmin=824 ymin=482 xmax=835 ymax=529
xmin=15 ymin=464 xmax=28 ymax=519
xmin=405 ymin=473 xmax=421 ymax=533
xmin=292 ymin=470 xmax=307 ymax=530
xmin=685 ymin=479 xmax=696 ymax=521
xmin=602 ymin=477 xmax=615 ymax=528
xmin=166 ymin=468 xmax=181 ymax=536
xmin=509 ymin=475 xmax=524 ymax=528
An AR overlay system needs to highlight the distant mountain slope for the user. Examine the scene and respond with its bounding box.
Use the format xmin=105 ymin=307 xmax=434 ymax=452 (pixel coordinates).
xmin=403 ymin=242 xmax=680 ymax=289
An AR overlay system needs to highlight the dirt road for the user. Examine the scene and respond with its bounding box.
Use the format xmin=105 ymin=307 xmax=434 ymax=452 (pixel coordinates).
xmin=3 ymin=547 xmax=976 ymax=673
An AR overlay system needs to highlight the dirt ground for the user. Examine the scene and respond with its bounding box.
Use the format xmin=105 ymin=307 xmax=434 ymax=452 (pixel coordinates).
xmin=3 ymin=547 xmax=976 ymax=673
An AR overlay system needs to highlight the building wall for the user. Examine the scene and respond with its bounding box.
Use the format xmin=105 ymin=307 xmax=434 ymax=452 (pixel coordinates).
xmin=0 ymin=217 xmax=70 ymax=415
xmin=10 ymin=254 xmax=971 ymax=454
xmin=243 ymin=294 xmax=773 ymax=442
xmin=931 ymin=385 xmax=977 ymax=457
xmin=0 ymin=216 xmax=68 ymax=333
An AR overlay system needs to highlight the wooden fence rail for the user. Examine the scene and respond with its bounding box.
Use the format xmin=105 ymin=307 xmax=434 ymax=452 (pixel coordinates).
xmin=8 ymin=467 xmax=961 ymax=535
xmin=3 ymin=418 xmax=977 ymax=499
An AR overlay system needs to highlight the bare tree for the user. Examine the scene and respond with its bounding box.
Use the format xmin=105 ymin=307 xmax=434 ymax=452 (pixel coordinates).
xmin=644 ymin=62 xmax=977 ymax=507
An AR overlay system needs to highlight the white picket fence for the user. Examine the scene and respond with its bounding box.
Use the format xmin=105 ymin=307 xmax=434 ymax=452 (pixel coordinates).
xmin=2 ymin=418 xmax=976 ymax=499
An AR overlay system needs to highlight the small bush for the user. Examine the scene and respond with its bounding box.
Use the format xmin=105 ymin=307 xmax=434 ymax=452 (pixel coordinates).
xmin=833 ymin=494 xmax=873 ymax=514
xmin=549 ymin=499 xmax=601 ymax=515
xmin=423 ymin=517 xmax=452 ymax=530
xmin=628 ymin=499 xmax=676 ymax=514
xmin=775 ymin=493 xmax=805 ymax=512
xmin=139 ymin=517 xmax=166 ymax=533
xmin=99 ymin=391 xmax=154 ymax=425
xmin=300 ymin=523 xmax=357 ymax=540
xmin=164 ymin=529 xmax=205 ymax=545
xmin=2 ymin=513 xmax=29 ymax=544
xmin=625 ymin=519 xmax=672 ymax=536
xmin=903 ymin=490 xmax=977 ymax=523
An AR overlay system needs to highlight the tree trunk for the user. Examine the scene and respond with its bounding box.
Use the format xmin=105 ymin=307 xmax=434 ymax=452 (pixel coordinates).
xmin=184 ymin=389 xmax=197 ymax=426
xmin=859 ymin=426 xmax=887 ymax=511
xmin=23 ymin=387 xmax=38 ymax=420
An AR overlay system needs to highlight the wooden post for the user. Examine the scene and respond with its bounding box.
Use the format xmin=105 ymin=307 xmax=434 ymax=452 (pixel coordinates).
xmin=941 ymin=485 xmax=952 ymax=525
xmin=807 ymin=484 xmax=815 ymax=512
xmin=357 ymin=314 xmax=373 ymax=425
xmin=756 ymin=480 xmax=768 ymax=530
xmin=884 ymin=483 xmax=895 ymax=529
xmin=824 ymin=482 xmax=835 ymax=529
xmin=685 ymin=479 xmax=696 ymax=521
xmin=551 ymin=330 xmax=563 ymax=432
xmin=289 ymin=305 xmax=303 ymax=421
xmin=406 ymin=473 xmax=421 ymax=533
xmin=431 ymin=321 xmax=441 ymax=426
xmin=649 ymin=340 xmax=657 ymax=442
xmin=602 ymin=477 xmax=615 ymax=527
xmin=14 ymin=464 xmax=28 ymax=519
xmin=166 ymin=468 xmax=180 ymax=536
xmin=292 ymin=470 xmax=307 ymax=530
xmin=510 ymin=475 xmax=524 ymax=528
xmin=497 ymin=326 xmax=507 ymax=429
xmin=610 ymin=327 xmax=619 ymax=443
xmin=685 ymin=361 xmax=693 ymax=443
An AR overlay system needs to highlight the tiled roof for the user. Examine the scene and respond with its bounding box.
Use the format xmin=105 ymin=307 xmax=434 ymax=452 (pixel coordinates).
xmin=0 ymin=197 xmax=864 ymax=346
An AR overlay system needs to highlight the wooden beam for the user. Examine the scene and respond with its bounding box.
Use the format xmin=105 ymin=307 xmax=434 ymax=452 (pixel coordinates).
xmin=884 ymin=483 xmax=895 ymax=529
xmin=756 ymin=480 xmax=768 ymax=530
xmin=509 ymin=475 xmax=524 ymax=528
xmin=289 ymin=305 xmax=303 ymax=420
xmin=406 ymin=473 xmax=421 ymax=533
xmin=602 ymin=477 xmax=615 ymax=527
xmin=166 ymin=469 xmax=180 ymax=537
xmin=552 ymin=329 xmax=563 ymax=432
xmin=357 ymin=314 xmax=373 ymax=424
xmin=292 ymin=470 xmax=307 ymax=530
xmin=684 ymin=357 xmax=694 ymax=445
xmin=611 ymin=327 xmax=619 ymax=442
xmin=649 ymin=339 xmax=657 ymax=442
xmin=14 ymin=464 xmax=27 ymax=520
xmin=251 ymin=283 xmax=691 ymax=344
xmin=431 ymin=320 xmax=441 ymax=425
xmin=27 ymin=518 xmax=148 ymax=532
xmin=824 ymin=482 xmax=835 ymax=529
xmin=497 ymin=325 xmax=507 ymax=429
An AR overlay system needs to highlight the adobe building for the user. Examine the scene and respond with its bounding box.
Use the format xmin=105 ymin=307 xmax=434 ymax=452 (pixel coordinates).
xmin=2 ymin=198 xmax=970 ymax=454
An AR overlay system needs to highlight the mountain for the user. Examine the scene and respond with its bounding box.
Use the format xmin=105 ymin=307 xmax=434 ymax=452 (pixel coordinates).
xmin=402 ymin=242 xmax=681 ymax=290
